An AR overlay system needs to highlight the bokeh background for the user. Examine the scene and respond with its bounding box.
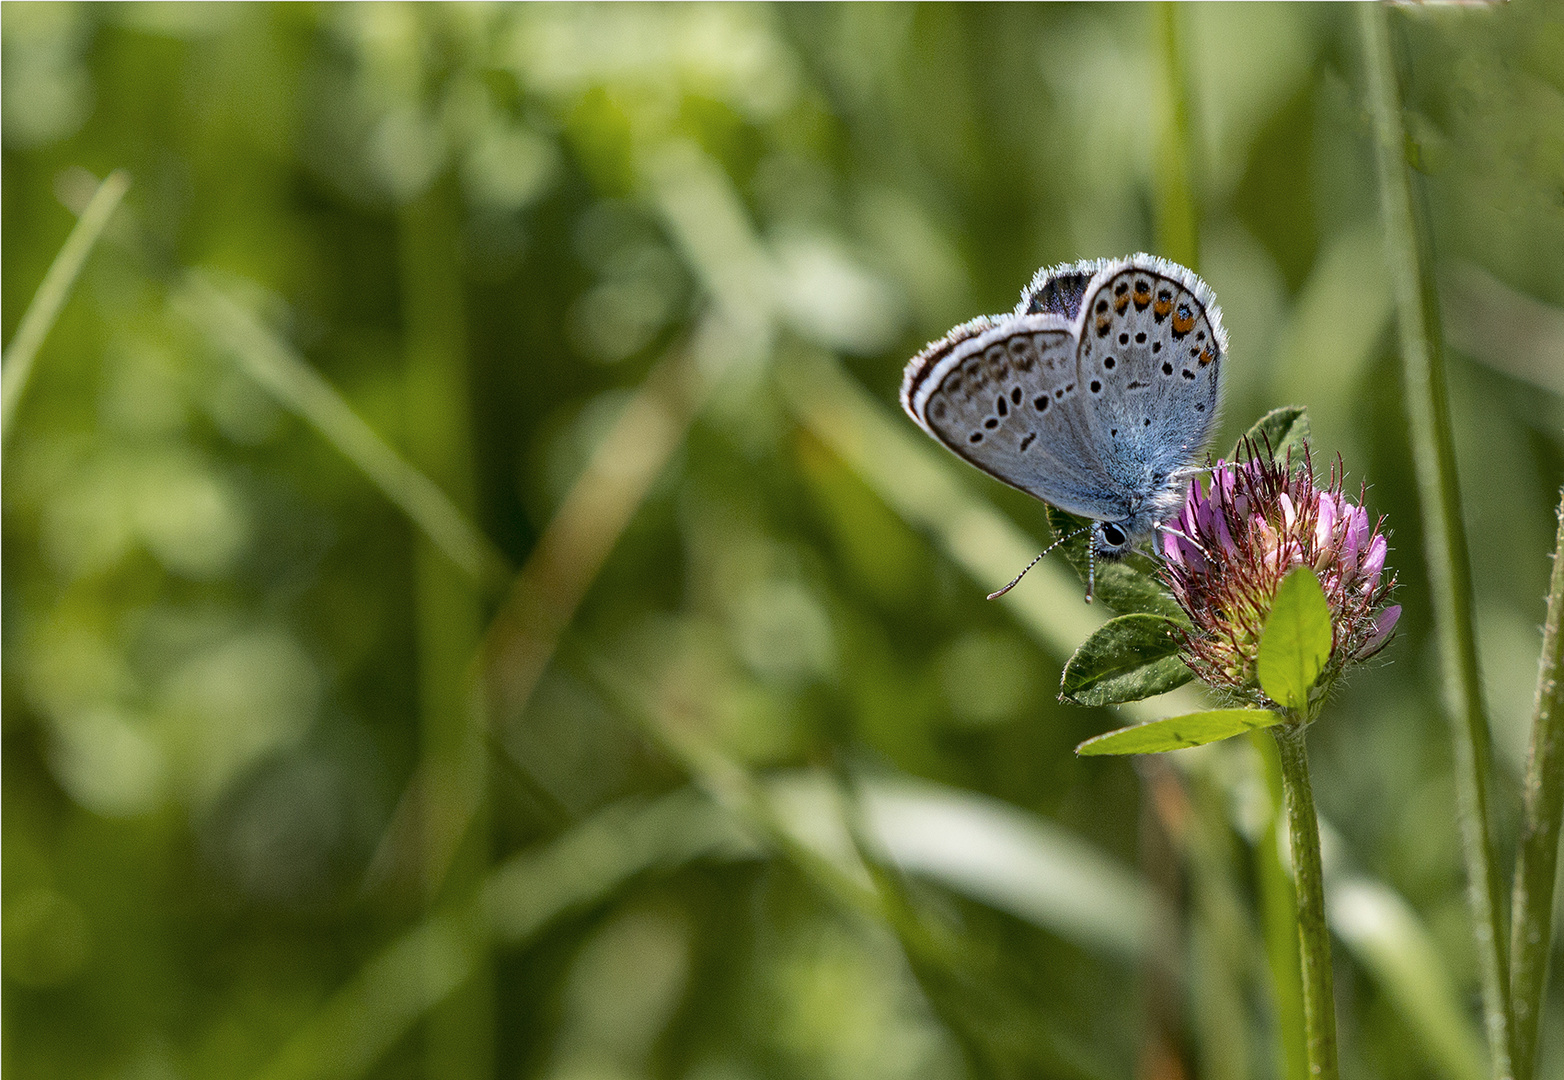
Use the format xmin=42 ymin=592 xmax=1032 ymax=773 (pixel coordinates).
xmin=4 ymin=4 xmax=1564 ymax=1080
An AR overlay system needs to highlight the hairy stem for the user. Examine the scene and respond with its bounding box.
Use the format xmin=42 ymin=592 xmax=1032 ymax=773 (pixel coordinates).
xmin=1272 ymin=721 xmax=1338 ymax=1080
xmin=1252 ymin=731 xmax=1311 ymax=1080
xmin=1509 ymin=491 xmax=1564 ymax=1080
xmin=1360 ymin=8 xmax=1513 ymax=1077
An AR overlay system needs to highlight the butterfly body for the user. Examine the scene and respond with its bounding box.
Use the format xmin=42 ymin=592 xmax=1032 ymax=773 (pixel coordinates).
xmin=900 ymin=254 xmax=1226 ymax=570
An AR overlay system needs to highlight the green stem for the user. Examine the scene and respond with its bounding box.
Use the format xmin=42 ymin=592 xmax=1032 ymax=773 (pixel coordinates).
xmin=1252 ymin=731 xmax=1311 ymax=1080
xmin=398 ymin=180 xmax=492 ymax=1080
xmin=1360 ymin=9 xmax=1513 ymax=1077
xmin=1154 ymin=2 xmax=1197 ymax=271
xmin=1272 ymin=721 xmax=1338 ymax=1080
xmin=1 ymin=170 xmax=130 ymax=447
xmin=1509 ymin=491 xmax=1564 ymax=1080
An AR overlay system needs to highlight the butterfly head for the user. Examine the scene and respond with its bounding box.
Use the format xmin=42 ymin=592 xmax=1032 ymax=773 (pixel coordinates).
xmin=1092 ymin=519 xmax=1136 ymax=559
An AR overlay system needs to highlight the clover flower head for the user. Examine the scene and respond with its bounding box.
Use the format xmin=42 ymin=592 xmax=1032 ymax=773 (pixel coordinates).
xmin=1160 ymin=443 xmax=1400 ymax=705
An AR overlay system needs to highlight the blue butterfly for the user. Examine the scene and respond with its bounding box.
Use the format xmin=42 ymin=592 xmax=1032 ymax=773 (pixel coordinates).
xmin=900 ymin=254 xmax=1227 ymax=599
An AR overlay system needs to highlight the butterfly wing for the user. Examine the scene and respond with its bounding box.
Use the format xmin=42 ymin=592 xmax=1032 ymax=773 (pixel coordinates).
xmin=1071 ymin=255 xmax=1225 ymax=523
xmin=900 ymin=313 xmax=1119 ymax=519
xmin=1015 ymin=257 xmax=1114 ymax=321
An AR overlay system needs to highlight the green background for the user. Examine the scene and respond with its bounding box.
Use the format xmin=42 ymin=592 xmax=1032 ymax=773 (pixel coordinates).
xmin=3 ymin=4 xmax=1562 ymax=1079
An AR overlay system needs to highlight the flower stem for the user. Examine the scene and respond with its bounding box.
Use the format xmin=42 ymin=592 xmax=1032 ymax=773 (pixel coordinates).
xmin=1272 ymin=722 xmax=1337 ymax=1077
xmin=1271 ymin=721 xmax=1338 ymax=1080
xmin=1252 ymin=731 xmax=1310 ymax=1080
xmin=1360 ymin=8 xmax=1514 ymax=1078
xmin=1509 ymin=491 xmax=1564 ymax=1080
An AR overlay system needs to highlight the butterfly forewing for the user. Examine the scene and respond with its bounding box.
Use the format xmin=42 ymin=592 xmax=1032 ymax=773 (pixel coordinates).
xmin=1074 ymin=258 xmax=1223 ymax=499
xmin=903 ymin=314 xmax=1114 ymax=518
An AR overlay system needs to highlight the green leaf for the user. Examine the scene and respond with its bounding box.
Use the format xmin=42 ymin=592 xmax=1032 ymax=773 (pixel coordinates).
xmin=1257 ymin=566 xmax=1334 ymax=710
xmin=1234 ymin=406 xmax=1311 ymax=471
xmin=1076 ymin=709 xmax=1285 ymax=756
xmin=1044 ymin=507 xmax=1187 ymax=621
xmin=1060 ymin=614 xmax=1192 ymax=706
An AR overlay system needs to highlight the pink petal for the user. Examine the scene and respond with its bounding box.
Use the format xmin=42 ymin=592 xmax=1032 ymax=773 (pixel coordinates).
xmin=1175 ymin=493 xmax=1196 ymax=535
xmin=1212 ymin=465 xmax=1235 ymax=506
xmin=1349 ymin=506 xmax=1371 ymax=548
xmin=1341 ymin=514 xmax=1361 ymax=572
xmin=1314 ymin=496 xmax=1338 ymax=553
xmin=1214 ymin=505 xmax=1236 ymax=553
xmin=1163 ymin=527 xmax=1206 ymax=572
xmin=1361 ymin=534 xmax=1387 ymax=582
xmin=1361 ymin=604 xmax=1401 ymax=656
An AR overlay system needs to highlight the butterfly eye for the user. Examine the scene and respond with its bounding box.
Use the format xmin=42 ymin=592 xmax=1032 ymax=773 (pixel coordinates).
xmin=1100 ymin=522 xmax=1128 ymax=547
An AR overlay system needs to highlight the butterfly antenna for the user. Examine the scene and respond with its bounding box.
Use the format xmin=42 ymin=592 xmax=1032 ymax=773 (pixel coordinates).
xmin=1085 ymin=541 xmax=1096 ymax=604
xmin=1155 ymin=521 xmax=1208 ymax=555
xmin=986 ymin=524 xmax=1092 ymax=601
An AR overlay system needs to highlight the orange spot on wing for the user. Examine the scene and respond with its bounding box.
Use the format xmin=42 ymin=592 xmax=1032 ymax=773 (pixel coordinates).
xmin=1132 ymin=284 xmax=1152 ymax=310
xmin=1199 ymin=348 xmax=1215 ymax=366
xmin=1172 ymin=309 xmax=1196 ymax=335
xmin=1114 ymin=293 xmax=1130 ymax=314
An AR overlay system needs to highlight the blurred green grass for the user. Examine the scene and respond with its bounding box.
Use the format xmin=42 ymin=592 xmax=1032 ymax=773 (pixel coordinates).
xmin=3 ymin=5 xmax=1562 ymax=1080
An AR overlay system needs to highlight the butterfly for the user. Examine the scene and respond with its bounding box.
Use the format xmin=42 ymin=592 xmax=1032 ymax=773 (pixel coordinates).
xmin=900 ymin=254 xmax=1227 ymax=600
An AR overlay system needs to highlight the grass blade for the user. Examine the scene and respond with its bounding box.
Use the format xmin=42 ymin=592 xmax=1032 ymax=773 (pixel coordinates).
xmin=1 ymin=169 xmax=131 ymax=447
xmin=477 ymin=333 xmax=706 ymax=732
xmin=478 ymin=139 xmax=771 ymax=758
xmin=252 ymin=790 xmax=739 ymax=1080
xmin=174 ymin=272 xmax=511 ymax=591
xmin=397 ymin=185 xmax=493 ymax=1080
xmin=779 ymin=351 xmax=1103 ymax=657
xmin=1334 ymin=878 xmax=1487 ymax=1080
xmin=1153 ymin=2 xmax=1197 ymax=271
xmin=855 ymin=776 xmax=1153 ymax=961
xmin=1360 ymin=8 xmax=1513 ymax=1075
xmin=589 ymin=659 xmax=1113 ymax=1080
